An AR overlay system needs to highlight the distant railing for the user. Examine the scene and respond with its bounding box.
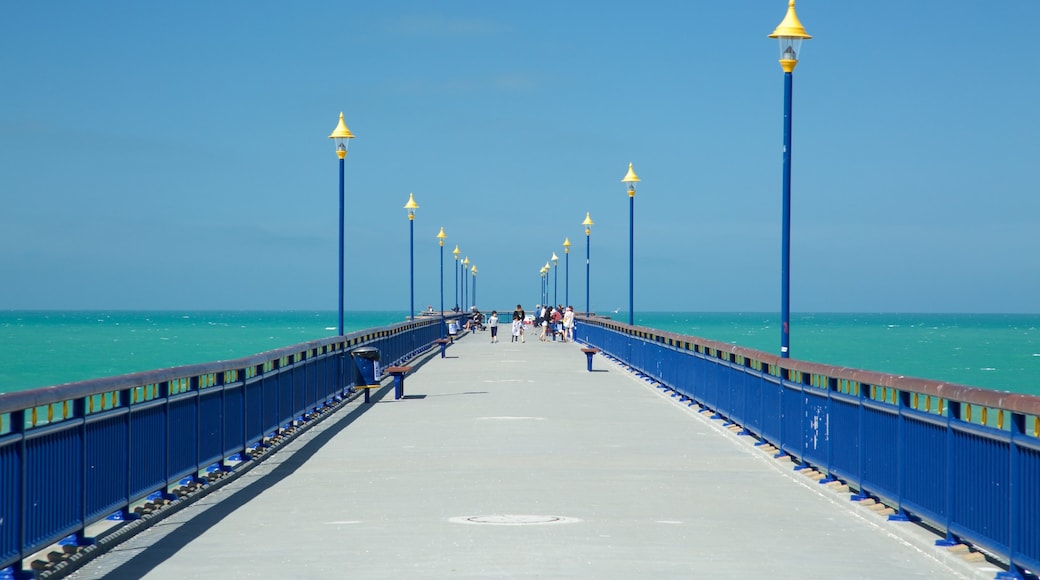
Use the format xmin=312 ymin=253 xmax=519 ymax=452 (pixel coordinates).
xmin=576 ymin=315 xmax=1040 ymax=579
xmin=0 ymin=315 xmax=458 ymax=576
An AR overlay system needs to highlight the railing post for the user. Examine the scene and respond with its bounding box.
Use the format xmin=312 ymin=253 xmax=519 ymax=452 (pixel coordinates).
xmin=889 ymin=390 xmax=911 ymax=521
xmin=851 ymin=384 xmax=870 ymax=501
xmin=1008 ymin=412 xmax=1026 ymax=578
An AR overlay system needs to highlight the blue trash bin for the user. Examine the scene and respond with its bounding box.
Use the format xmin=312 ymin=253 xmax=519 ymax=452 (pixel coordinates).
xmin=350 ymin=346 xmax=381 ymax=388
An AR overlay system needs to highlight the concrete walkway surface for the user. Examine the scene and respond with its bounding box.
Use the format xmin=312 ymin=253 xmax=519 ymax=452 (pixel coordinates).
xmin=68 ymin=331 xmax=999 ymax=579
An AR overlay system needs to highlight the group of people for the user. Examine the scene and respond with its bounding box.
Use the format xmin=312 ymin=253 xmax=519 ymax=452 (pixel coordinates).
xmin=464 ymin=304 xmax=576 ymax=344
xmin=533 ymin=304 xmax=575 ymax=342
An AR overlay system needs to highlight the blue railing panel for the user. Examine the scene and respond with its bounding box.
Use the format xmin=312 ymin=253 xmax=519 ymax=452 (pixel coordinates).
xmin=899 ymin=412 xmax=946 ymax=521
xmin=861 ymin=404 xmax=899 ymax=500
xmin=24 ymin=426 xmax=82 ymax=554
xmin=198 ymin=389 xmax=223 ymax=469
xmin=262 ymin=374 xmax=279 ymax=436
xmin=0 ymin=435 xmax=21 ymax=567
xmin=129 ymin=403 xmax=165 ymax=501
xmin=84 ymin=412 xmax=129 ymax=522
xmin=951 ymin=428 xmax=1009 ymax=556
xmin=826 ymin=394 xmax=861 ymax=488
xmin=223 ymin=383 xmax=245 ymax=459
xmin=244 ymin=378 xmax=263 ymax=447
xmin=277 ymin=370 xmax=294 ymax=428
xmin=167 ymin=396 xmax=199 ymax=484
xmin=759 ymin=376 xmax=782 ymax=446
xmin=1015 ymin=442 xmax=1040 ymax=572
xmin=291 ymin=364 xmax=305 ymax=419
xmin=780 ymin=382 xmax=805 ymax=459
xmin=800 ymin=387 xmax=830 ymax=471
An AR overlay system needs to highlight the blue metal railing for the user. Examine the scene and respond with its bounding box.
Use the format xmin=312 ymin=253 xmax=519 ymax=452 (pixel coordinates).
xmin=576 ymin=315 xmax=1040 ymax=579
xmin=0 ymin=315 xmax=458 ymax=576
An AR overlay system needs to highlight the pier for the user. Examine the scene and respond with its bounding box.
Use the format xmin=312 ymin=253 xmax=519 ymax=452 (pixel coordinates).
xmin=66 ymin=331 xmax=993 ymax=578
xmin=2 ymin=315 xmax=1036 ymax=579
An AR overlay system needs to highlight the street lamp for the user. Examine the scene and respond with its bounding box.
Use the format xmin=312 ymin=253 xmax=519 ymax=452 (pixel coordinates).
xmin=769 ymin=0 xmax=811 ymax=358
xmin=562 ymin=238 xmax=571 ymax=306
xmin=462 ymin=256 xmax=470 ymax=310
xmin=452 ymin=245 xmax=460 ymax=310
xmin=404 ymin=193 xmax=419 ymax=320
xmin=437 ymin=227 xmax=447 ymax=337
xmin=551 ymin=253 xmax=559 ymax=307
xmin=328 ymin=112 xmax=355 ymax=336
xmin=621 ymin=163 xmax=640 ymax=326
xmin=471 ymin=265 xmax=478 ymax=309
xmin=544 ymin=268 xmax=553 ymax=307
xmin=543 ymin=261 xmax=551 ymax=306
xmin=582 ymin=212 xmax=594 ymax=316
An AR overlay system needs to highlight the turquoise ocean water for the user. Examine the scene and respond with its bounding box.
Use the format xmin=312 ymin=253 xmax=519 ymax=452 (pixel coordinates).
xmin=1 ymin=311 xmax=1038 ymax=396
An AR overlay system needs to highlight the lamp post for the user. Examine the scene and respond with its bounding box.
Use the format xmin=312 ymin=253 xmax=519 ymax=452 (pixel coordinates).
xmin=621 ymin=163 xmax=640 ymax=326
xmin=404 ymin=193 xmax=419 ymax=320
xmin=543 ymin=261 xmax=551 ymax=306
xmin=539 ymin=266 xmax=547 ymax=305
xmin=328 ymin=113 xmax=355 ymax=336
xmin=471 ymin=265 xmax=478 ymax=308
xmin=438 ymin=227 xmax=447 ymax=337
xmin=769 ymin=0 xmax=811 ymax=358
xmin=452 ymin=245 xmax=460 ymax=310
xmin=462 ymin=256 xmax=470 ymax=310
xmin=551 ymin=252 xmax=559 ymax=307
xmin=562 ymin=238 xmax=571 ymax=306
xmin=582 ymin=212 xmax=594 ymax=316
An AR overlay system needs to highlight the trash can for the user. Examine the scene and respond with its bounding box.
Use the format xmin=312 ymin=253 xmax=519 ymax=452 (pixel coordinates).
xmin=350 ymin=346 xmax=381 ymax=388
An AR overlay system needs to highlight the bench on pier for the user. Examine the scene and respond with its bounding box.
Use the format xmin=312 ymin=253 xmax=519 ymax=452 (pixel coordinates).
xmin=435 ymin=338 xmax=451 ymax=358
xmin=354 ymin=381 xmax=382 ymax=404
xmin=386 ymin=366 xmax=413 ymax=400
xmin=580 ymin=348 xmax=600 ymax=372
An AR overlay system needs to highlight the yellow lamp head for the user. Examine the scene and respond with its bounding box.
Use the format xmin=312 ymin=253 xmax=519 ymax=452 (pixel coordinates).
xmin=453 ymin=245 xmax=460 ymax=259
xmin=404 ymin=193 xmax=419 ymax=220
xmin=551 ymin=252 xmax=559 ymax=265
xmin=769 ymin=0 xmax=811 ymax=71
xmin=437 ymin=227 xmax=447 ymax=246
xmin=463 ymin=256 xmax=470 ymax=266
xmin=621 ymin=162 xmax=640 ymax=197
xmin=563 ymin=238 xmax=571 ymax=253
xmin=328 ymin=112 xmax=355 ymax=158
xmin=583 ymin=212 xmax=594 ymax=235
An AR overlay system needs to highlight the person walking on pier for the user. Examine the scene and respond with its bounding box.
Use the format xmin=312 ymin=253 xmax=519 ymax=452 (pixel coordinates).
xmin=511 ymin=304 xmax=525 ymax=343
xmin=562 ymin=306 xmax=575 ymax=342
xmin=489 ymin=311 xmax=499 ymax=343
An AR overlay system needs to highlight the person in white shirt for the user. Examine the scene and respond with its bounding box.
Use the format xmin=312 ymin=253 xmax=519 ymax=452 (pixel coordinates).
xmin=562 ymin=306 xmax=575 ymax=342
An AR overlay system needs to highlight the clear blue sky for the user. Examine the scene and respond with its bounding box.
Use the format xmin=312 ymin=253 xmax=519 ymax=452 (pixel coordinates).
xmin=2 ymin=1 xmax=1038 ymax=314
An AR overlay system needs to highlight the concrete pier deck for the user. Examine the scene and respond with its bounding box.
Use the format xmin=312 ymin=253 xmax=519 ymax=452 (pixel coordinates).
xmin=70 ymin=331 xmax=996 ymax=579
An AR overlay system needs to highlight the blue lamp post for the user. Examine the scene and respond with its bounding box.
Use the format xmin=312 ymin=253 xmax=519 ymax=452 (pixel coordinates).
xmin=404 ymin=193 xmax=419 ymax=320
xmin=328 ymin=112 xmax=355 ymax=336
xmin=769 ymin=0 xmax=811 ymax=358
xmin=551 ymin=252 xmax=559 ymax=307
xmin=452 ymin=245 xmax=460 ymax=310
xmin=462 ymin=256 xmax=470 ymax=310
xmin=437 ymin=227 xmax=447 ymax=337
xmin=471 ymin=265 xmax=478 ymax=309
xmin=621 ymin=163 xmax=640 ymax=326
xmin=582 ymin=212 xmax=594 ymax=316
xmin=562 ymin=238 xmax=571 ymax=306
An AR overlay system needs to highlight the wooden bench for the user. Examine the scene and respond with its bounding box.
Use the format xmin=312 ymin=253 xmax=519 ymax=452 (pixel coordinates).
xmin=580 ymin=348 xmax=600 ymax=372
xmin=354 ymin=381 xmax=382 ymax=404
xmin=434 ymin=338 xmax=451 ymax=358
xmin=386 ymin=366 xmax=413 ymax=400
